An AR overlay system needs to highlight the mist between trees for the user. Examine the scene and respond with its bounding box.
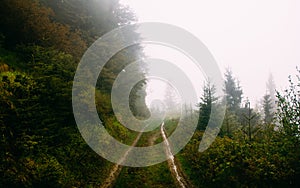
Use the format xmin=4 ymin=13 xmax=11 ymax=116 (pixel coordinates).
xmin=0 ymin=0 xmax=299 ymax=187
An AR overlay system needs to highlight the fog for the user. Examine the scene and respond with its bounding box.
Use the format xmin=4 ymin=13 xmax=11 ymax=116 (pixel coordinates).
xmin=121 ymin=0 xmax=300 ymax=106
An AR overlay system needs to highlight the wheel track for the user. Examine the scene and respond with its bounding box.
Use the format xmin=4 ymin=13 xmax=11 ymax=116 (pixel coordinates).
xmin=100 ymin=130 xmax=144 ymax=188
xmin=101 ymin=122 xmax=194 ymax=188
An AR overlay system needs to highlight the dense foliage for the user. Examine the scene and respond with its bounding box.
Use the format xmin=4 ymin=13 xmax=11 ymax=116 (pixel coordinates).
xmin=180 ymin=130 xmax=300 ymax=187
xmin=0 ymin=0 xmax=148 ymax=187
xmin=0 ymin=0 xmax=299 ymax=187
xmin=181 ymin=69 xmax=300 ymax=187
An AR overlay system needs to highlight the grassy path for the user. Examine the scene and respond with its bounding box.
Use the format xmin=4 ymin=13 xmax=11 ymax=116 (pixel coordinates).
xmin=103 ymin=121 xmax=194 ymax=188
xmin=100 ymin=129 xmax=145 ymax=188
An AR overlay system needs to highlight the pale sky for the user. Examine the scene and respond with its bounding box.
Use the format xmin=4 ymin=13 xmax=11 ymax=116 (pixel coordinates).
xmin=120 ymin=0 xmax=300 ymax=106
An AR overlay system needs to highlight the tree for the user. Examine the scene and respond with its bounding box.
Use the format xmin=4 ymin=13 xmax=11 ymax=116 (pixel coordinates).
xmin=263 ymin=94 xmax=275 ymax=124
xmin=223 ymin=69 xmax=243 ymax=112
xmin=276 ymin=68 xmax=300 ymax=137
xmin=220 ymin=109 xmax=240 ymax=137
xmin=0 ymin=0 xmax=87 ymax=58
xmin=220 ymin=69 xmax=243 ymax=136
xmin=266 ymin=73 xmax=276 ymax=112
xmin=197 ymin=81 xmax=218 ymax=130
xmin=0 ymin=71 xmax=58 ymax=187
xmin=164 ymin=84 xmax=180 ymax=118
xmin=129 ymin=81 xmax=150 ymax=119
xmin=238 ymin=101 xmax=261 ymax=141
xmin=41 ymin=0 xmax=134 ymax=44
xmin=0 ymin=0 xmax=151 ymax=186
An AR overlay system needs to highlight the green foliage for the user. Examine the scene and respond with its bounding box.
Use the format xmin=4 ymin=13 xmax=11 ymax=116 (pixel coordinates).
xmin=219 ymin=69 xmax=249 ymax=137
xmin=237 ymin=105 xmax=261 ymax=141
xmin=263 ymin=94 xmax=275 ymax=124
xmin=1 ymin=154 xmax=66 ymax=187
xmin=0 ymin=0 xmax=148 ymax=186
xmin=179 ymin=69 xmax=300 ymax=187
xmin=180 ymin=130 xmax=300 ymax=187
xmin=0 ymin=71 xmax=39 ymax=142
xmin=2 ymin=0 xmax=298 ymax=187
xmin=0 ymin=71 xmax=46 ymax=187
xmin=97 ymin=45 xmax=150 ymax=120
xmin=0 ymin=48 xmax=23 ymax=70
xmin=116 ymin=162 xmax=176 ymax=188
xmin=41 ymin=0 xmax=135 ymax=44
xmin=223 ymin=69 xmax=243 ymax=112
xmin=0 ymin=0 xmax=87 ymax=58
xmin=0 ymin=47 xmax=112 ymax=187
xmin=197 ymin=81 xmax=218 ymax=130
xmin=220 ymin=109 xmax=240 ymax=137
xmin=276 ymin=68 xmax=300 ymax=137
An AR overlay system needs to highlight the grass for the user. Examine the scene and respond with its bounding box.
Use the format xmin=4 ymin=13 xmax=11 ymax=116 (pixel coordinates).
xmin=115 ymin=162 xmax=176 ymax=188
xmin=114 ymin=119 xmax=178 ymax=187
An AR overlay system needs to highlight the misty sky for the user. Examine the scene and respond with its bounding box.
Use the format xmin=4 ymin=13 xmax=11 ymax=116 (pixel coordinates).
xmin=121 ymin=0 xmax=300 ymax=106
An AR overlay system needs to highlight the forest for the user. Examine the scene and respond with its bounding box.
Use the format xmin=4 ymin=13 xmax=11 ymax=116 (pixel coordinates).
xmin=0 ymin=0 xmax=299 ymax=187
